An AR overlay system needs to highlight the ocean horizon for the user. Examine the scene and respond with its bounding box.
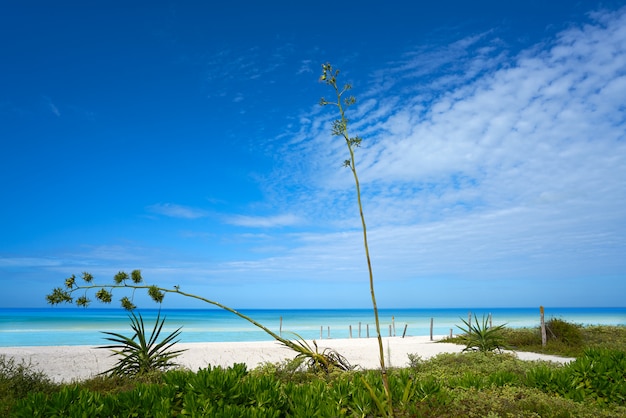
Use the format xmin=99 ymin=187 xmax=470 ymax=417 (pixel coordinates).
xmin=1 ymin=307 xmax=624 ymax=347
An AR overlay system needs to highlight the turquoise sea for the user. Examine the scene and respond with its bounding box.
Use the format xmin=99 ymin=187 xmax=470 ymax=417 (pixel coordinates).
xmin=1 ymin=307 xmax=624 ymax=347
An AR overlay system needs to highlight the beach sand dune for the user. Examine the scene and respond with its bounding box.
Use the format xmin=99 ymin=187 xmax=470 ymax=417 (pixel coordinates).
xmin=0 ymin=336 xmax=573 ymax=383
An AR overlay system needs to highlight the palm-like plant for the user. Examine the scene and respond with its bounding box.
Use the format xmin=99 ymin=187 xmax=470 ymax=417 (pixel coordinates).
xmin=99 ymin=311 xmax=186 ymax=377
xmin=457 ymin=314 xmax=510 ymax=353
xmin=285 ymin=333 xmax=353 ymax=373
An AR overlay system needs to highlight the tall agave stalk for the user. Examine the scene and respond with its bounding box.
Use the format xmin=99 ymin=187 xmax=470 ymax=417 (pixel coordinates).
xmin=319 ymin=63 xmax=392 ymax=416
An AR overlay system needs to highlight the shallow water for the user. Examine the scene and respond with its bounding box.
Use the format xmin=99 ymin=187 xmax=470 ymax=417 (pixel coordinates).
xmin=1 ymin=307 xmax=624 ymax=346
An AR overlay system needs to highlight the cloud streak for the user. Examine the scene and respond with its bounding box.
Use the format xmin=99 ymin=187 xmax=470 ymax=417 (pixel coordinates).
xmin=225 ymin=213 xmax=301 ymax=228
xmin=147 ymin=203 xmax=209 ymax=219
xmin=262 ymin=6 xmax=626 ymax=289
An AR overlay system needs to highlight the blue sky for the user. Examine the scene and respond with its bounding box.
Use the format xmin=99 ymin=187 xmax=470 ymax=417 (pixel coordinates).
xmin=1 ymin=1 xmax=625 ymax=309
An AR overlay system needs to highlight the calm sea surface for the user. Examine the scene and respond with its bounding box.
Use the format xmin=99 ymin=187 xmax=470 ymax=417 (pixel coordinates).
xmin=1 ymin=307 xmax=624 ymax=347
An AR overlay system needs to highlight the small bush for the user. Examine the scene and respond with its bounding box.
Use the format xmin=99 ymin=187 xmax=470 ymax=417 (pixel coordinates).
xmin=546 ymin=318 xmax=583 ymax=347
xmin=502 ymin=327 xmax=542 ymax=348
xmin=0 ymin=355 xmax=58 ymax=416
xmin=442 ymin=386 xmax=626 ymax=418
xmin=525 ymin=348 xmax=626 ymax=405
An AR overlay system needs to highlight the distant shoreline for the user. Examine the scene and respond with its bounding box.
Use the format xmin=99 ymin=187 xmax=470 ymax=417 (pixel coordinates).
xmin=2 ymin=307 xmax=624 ymax=347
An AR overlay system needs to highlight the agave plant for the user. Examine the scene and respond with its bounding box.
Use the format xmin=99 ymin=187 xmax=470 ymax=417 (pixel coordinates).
xmin=283 ymin=332 xmax=353 ymax=373
xmin=99 ymin=311 xmax=186 ymax=377
xmin=457 ymin=314 xmax=510 ymax=353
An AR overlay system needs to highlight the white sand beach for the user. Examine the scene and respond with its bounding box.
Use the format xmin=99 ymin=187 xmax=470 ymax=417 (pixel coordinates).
xmin=0 ymin=336 xmax=574 ymax=383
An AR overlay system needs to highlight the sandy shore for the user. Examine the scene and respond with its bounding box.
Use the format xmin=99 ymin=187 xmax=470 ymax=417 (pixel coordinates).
xmin=0 ymin=336 xmax=573 ymax=383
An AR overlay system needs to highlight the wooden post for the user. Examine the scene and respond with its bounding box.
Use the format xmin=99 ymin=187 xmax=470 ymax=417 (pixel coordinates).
xmin=540 ymin=306 xmax=546 ymax=347
xmin=358 ymin=322 xmax=361 ymax=338
xmin=450 ymin=328 xmax=453 ymax=338
xmin=389 ymin=324 xmax=392 ymax=337
xmin=349 ymin=325 xmax=352 ymax=338
xmin=320 ymin=326 xmax=323 ymax=339
xmin=279 ymin=316 xmax=283 ymax=337
xmin=430 ymin=317 xmax=434 ymax=341
xmin=327 ymin=326 xmax=330 ymax=339
xmin=402 ymin=324 xmax=408 ymax=338
xmin=489 ymin=313 xmax=492 ymax=329
xmin=366 ymin=324 xmax=370 ymax=338
xmin=468 ymin=311 xmax=472 ymax=333
xmin=392 ymin=316 xmax=396 ymax=337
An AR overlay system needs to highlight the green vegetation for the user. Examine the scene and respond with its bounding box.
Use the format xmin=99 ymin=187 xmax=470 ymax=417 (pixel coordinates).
xmin=98 ymin=311 xmax=186 ymax=377
xmin=447 ymin=317 xmax=626 ymax=357
xmin=4 ymin=335 xmax=626 ymax=417
xmin=287 ymin=333 xmax=354 ymax=373
xmin=456 ymin=313 xmax=510 ymax=353
xmin=0 ymin=356 xmax=58 ymax=417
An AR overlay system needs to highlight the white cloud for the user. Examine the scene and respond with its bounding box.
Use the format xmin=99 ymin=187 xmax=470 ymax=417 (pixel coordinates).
xmin=147 ymin=203 xmax=209 ymax=219
xmin=0 ymin=257 xmax=63 ymax=267
xmin=260 ymin=6 xmax=626 ymax=288
xmin=225 ymin=213 xmax=301 ymax=228
xmin=42 ymin=96 xmax=60 ymax=117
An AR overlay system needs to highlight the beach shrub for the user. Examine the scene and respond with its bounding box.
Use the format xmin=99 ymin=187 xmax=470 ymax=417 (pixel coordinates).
xmin=456 ymin=313 xmax=510 ymax=352
xmin=501 ymin=326 xmax=542 ymax=348
xmin=0 ymin=355 xmax=56 ymax=399
xmin=439 ymin=385 xmax=625 ymax=418
xmin=546 ymin=317 xmax=584 ymax=347
xmin=98 ymin=310 xmax=186 ymax=377
xmin=525 ymin=348 xmax=626 ymax=405
xmin=509 ymin=324 xmax=626 ymax=358
xmin=0 ymin=355 xmax=58 ymax=417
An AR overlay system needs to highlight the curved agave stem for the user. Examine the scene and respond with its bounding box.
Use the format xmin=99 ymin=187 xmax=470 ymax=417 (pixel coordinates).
xmin=47 ymin=280 xmax=349 ymax=371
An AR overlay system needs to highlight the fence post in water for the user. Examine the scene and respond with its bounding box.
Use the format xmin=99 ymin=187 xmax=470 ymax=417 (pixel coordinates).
xmin=389 ymin=324 xmax=392 ymax=337
xmin=540 ymin=306 xmax=546 ymax=347
xmin=430 ymin=317 xmax=434 ymax=341
xmin=468 ymin=311 xmax=472 ymax=333
xmin=349 ymin=325 xmax=352 ymax=338
xmin=489 ymin=313 xmax=492 ymax=329
xmin=327 ymin=326 xmax=330 ymax=339
xmin=450 ymin=328 xmax=453 ymax=338
xmin=358 ymin=322 xmax=361 ymax=338
xmin=320 ymin=326 xmax=323 ymax=339
xmin=280 ymin=316 xmax=283 ymax=337
xmin=367 ymin=324 xmax=370 ymax=338
xmin=392 ymin=316 xmax=396 ymax=337
xmin=402 ymin=323 xmax=408 ymax=338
